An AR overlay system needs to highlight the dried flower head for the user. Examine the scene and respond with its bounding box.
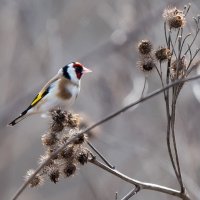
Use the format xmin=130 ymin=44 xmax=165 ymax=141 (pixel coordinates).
xmin=63 ymin=163 xmax=77 ymax=177
xmin=77 ymin=149 xmax=89 ymax=165
xmin=170 ymin=56 xmax=187 ymax=80
xmin=60 ymin=146 xmax=75 ymax=160
xmin=25 ymin=169 xmax=44 ymax=187
xmin=137 ymin=57 xmax=156 ymax=72
xmin=138 ymin=40 xmax=152 ymax=55
xmin=73 ymin=134 xmax=87 ymax=145
xmin=42 ymin=132 xmax=58 ymax=146
xmin=163 ymin=7 xmax=186 ymax=29
xmin=51 ymin=122 xmax=65 ymax=132
xmin=155 ymin=47 xmax=171 ymax=62
xmin=48 ymin=166 xmax=60 ymax=183
xmin=51 ymin=109 xmax=66 ymax=123
xmin=50 ymin=109 xmax=66 ymax=132
xmin=26 ymin=109 xmax=92 ymax=187
xmin=65 ymin=113 xmax=80 ymax=128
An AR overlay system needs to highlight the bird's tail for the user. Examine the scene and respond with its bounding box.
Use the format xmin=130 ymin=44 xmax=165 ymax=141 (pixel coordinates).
xmin=8 ymin=107 xmax=31 ymax=126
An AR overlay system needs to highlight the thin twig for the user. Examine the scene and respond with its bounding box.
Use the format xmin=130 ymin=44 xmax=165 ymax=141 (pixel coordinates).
xmin=89 ymin=158 xmax=190 ymax=199
xmin=180 ymin=33 xmax=191 ymax=55
xmin=170 ymin=38 xmax=178 ymax=59
xmin=121 ymin=187 xmax=139 ymax=200
xmin=184 ymin=3 xmax=191 ymax=16
xmin=174 ymin=28 xmax=181 ymax=45
xmin=164 ymin=22 xmax=168 ymax=46
xmin=155 ymin=64 xmax=166 ymax=96
xmin=140 ymin=76 xmax=147 ymax=98
xmin=166 ymin=35 xmax=180 ymax=182
xmin=187 ymin=60 xmax=200 ymax=75
xmin=171 ymin=95 xmax=184 ymax=191
xmin=115 ymin=192 xmax=118 ymax=200
xmin=86 ymin=140 xmax=115 ymax=169
xmin=184 ymin=28 xmax=200 ymax=56
xmin=11 ymin=74 xmax=200 ymax=200
xmin=187 ymin=48 xmax=200 ymax=70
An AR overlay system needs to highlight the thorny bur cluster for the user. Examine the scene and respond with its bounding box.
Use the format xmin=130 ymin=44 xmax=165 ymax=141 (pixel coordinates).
xmin=25 ymin=110 xmax=92 ymax=187
xmin=137 ymin=4 xmax=200 ymax=82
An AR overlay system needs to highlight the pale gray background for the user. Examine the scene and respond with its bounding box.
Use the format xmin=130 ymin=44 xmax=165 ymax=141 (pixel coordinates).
xmin=0 ymin=0 xmax=200 ymax=200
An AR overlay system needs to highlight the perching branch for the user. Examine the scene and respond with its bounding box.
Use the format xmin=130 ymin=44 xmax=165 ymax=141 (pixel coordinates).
xmin=12 ymin=73 xmax=200 ymax=200
xmin=89 ymin=157 xmax=190 ymax=200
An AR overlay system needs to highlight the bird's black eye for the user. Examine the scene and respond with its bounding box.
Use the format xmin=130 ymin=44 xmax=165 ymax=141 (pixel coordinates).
xmin=75 ymin=66 xmax=83 ymax=74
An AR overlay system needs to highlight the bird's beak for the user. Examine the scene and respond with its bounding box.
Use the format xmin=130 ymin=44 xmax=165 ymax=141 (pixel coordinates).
xmin=82 ymin=66 xmax=92 ymax=74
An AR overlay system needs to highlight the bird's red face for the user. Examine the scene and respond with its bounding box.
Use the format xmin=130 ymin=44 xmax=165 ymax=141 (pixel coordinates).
xmin=73 ymin=62 xmax=92 ymax=79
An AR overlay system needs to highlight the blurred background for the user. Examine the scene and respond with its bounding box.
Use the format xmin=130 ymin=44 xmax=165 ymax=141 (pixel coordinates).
xmin=1 ymin=0 xmax=200 ymax=199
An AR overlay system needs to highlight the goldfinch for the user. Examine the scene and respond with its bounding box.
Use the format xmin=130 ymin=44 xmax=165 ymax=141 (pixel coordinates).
xmin=9 ymin=62 xmax=91 ymax=126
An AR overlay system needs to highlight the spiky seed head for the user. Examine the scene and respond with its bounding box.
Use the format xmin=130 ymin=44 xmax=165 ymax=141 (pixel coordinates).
xmin=51 ymin=109 xmax=66 ymax=123
xmin=137 ymin=57 xmax=156 ymax=72
xmin=163 ymin=7 xmax=186 ymax=29
xmin=138 ymin=40 xmax=152 ymax=55
xmin=63 ymin=163 xmax=77 ymax=177
xmin=50 ymin=109 xmax=66 ymax=132
xmin=65 ymin=113 xmax=80 ymax=128
xmin=155 ymin=47 xmax=171 ymax=62
xmin=73 ymin=134 xmax=86 ymax=145
xmin=77 ymin=149 xmax=89 ymax=165
xmin=48 ymin=166 xmax=60 ymax=184
xmin=60 ymin=146 xmax=75 ymax=159
xmin=25 ymin=169 xmax=44 ymax=187
xmin=169 ymin=14 xmax=186 ymax=29
xmin=170 ymin=57 xmax=187 ymax=80
xmin=51 ymin=122 xmax=65 ymax=132
xmin=60 ymin=133 xmax=69 ymax=144
xmin=41 ymin=133 xmax=57 ymax=146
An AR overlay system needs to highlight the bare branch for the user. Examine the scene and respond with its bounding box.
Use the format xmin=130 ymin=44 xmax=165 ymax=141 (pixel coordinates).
xmin=89 ymin=158 xmax=190 ymax=199
xmin=121 ymin=187 xmax=140 ymax=200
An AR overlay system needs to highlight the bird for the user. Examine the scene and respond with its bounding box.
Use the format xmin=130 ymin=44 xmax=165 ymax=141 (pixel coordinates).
xmin=8 ymin=62 xmax=92 ymax=126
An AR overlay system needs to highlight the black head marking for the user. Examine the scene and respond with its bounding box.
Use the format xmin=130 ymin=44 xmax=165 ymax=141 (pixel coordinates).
xmin=62 ymin=65 xmax=71 ymax=80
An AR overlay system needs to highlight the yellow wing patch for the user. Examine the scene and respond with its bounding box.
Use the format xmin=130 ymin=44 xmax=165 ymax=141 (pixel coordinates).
xmin=31 ymin=92 xmax=43 ymax=106
xmin=30 ymin=85 xmax=50 ymax=106
xmin=31 ymin=81 xmax=51 ymax=107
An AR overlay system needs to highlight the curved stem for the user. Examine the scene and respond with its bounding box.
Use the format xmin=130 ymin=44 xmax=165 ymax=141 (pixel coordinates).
xmin=184 ymin=28 xmax=200 ymax=56
xmin=165 ymin=56 xmax=180 ymax=181
xmin=171 ymin=95 xmax=184 ymax=191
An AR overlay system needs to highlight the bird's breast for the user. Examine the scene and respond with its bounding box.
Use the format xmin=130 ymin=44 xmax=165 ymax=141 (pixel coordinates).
xmin=57 ymin=78 xmax=79 ymax=101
